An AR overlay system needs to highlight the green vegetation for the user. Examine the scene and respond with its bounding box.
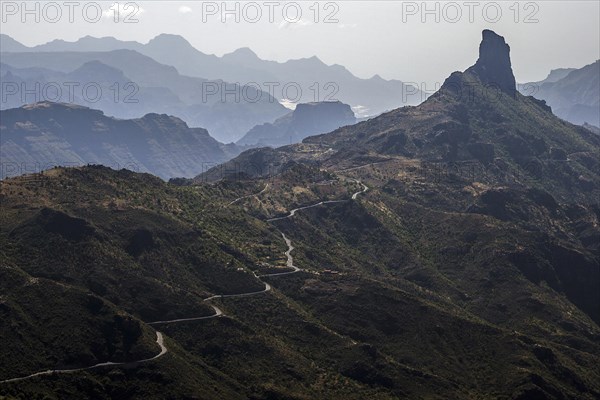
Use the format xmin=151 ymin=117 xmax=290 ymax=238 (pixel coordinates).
xmin=1 ymin=158 xmax=598 ymax=398
xmin=2 ymin=32 xmax=599 ymax=398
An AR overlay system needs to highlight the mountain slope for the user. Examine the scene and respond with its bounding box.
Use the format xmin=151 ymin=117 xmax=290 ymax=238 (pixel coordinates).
xmin=0 ymin=166 xmax=465 ymax=399
xmin=519 ymin=60 xmax=600 ymax=126
xmin=0 ymin=102 xmax=242 ymax=179
xmin=0 ymin=34 xmax=28 ymax=52
xmin=0 ymin=264 xmax=160 ymax=379
xmin=2 ymin=157 xmax=599 ymax=398
xmin=198 ymin=29 xmax=600 ymax=325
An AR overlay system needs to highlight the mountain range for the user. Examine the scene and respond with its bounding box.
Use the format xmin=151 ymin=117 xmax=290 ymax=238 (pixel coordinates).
xmin=4 ymin=32 xmax=597 ymax=140
xmin=0 ymin=99 xmax=360 ymax=179
xmin=1 ymin=30 xmax=599 ymax=400
xmin=0 ymin=46 xmax=288 ymax=143
xmin=0 ymin=33 xmax=427 ymax=119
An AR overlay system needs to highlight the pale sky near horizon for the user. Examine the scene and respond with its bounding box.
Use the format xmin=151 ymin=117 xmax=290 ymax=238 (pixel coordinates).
xmin=1 ymin=1 xmax=598 ymax=86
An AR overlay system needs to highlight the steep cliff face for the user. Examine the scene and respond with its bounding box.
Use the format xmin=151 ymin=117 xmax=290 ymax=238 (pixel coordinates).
xmin=466 ymin=29 xmax=516 ymax=95
xmin=236 ymin=101 xmax=357 ymax=147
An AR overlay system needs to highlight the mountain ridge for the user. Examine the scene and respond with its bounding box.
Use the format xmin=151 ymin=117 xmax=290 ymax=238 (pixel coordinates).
xmin=1 ymin=33 xmax=427 ymax=117
xmin=0 ymin=101 xmax=243 ymax=179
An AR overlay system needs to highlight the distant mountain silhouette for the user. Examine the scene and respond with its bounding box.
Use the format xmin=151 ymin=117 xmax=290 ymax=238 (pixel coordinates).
xmin=31 ymin=35 xmax=143 ymax=52
xmin=237 ymin=101 xmax=357 ymax=147
xmin=0 ymin=61 xmax=188 ymax=126
xmin=1 ymin=33 xmax=427 ymax=117
xmin=0 ymin=47 xmax=288 ymax=142
xmin=519 ymin=60 xmax=599 ymax=126
xmin=0 ymin=102 xmax=243 ymax=179
xmin=540 ymin=68 xmax=577 ymax=84
xmin=0 ymin=34 xmax=28 ymax=52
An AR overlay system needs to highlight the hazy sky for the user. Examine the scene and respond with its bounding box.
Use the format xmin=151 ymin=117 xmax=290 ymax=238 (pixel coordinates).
xmin=2 ymin=1 xmax=599 ymax=86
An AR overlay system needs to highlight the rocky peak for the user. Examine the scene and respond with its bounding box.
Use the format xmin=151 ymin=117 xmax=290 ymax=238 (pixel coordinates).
xmin=293 ymin=101 xmax=355 ymax=121
xmin=69 ymin=61 xmax=128 ymax=83
xmin=139 ymin=112 xmax=189 ymax=129
xmin=147 ymin=34 xmax=194 ymax=51
xmin=227 ymin=47 xmax=259 ymax=58
xmin=468 ymin=30 xmax=516 ymax=94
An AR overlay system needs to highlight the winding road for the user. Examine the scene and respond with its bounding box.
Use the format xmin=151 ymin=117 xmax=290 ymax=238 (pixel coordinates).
xmin=228 ymin=183 xmax=269 ymax=206
xmin=267 ymin=200 xmax=347 ymax=222
xmin=352 ymin=180 xmax=369 ymax=199
xmin=147 ymin=306 xmax=223 ymax=325
xmin=1 ymin=180 xmax=368 ymax=384
xmin=1 ymin=332 xmax=167 ymax=384
xmin=258 ymin=233 xmax=301 ymax=277
xmin=268 ymin=179 xmax=368 ymax=221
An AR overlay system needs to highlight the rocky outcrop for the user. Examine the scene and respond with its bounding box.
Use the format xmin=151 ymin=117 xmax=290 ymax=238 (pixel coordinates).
xmin=237 ymin=101 xmax=356 ymax=147
xmin=467 ymin=30 xmax=516 ymax=95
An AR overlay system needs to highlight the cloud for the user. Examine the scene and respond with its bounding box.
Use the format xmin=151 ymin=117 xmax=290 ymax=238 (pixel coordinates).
xmin=179 ymin=6 xmax=193 ymax=14
xmin=351 ymin=105 xmax=370 ymax=117
xmin=279 ymin=98 xmax=298 ymax=110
